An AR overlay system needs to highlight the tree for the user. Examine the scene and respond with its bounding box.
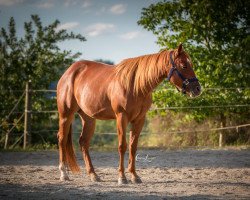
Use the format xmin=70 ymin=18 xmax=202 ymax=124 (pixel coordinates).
xmin=0 ymin=15 xmax=86 ymax=148
xmin=138 ymin=0 xmax=250 ymax=145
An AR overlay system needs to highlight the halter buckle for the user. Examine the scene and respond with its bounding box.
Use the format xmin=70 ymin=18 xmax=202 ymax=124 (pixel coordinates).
xmin=183 ymin=79 xmax=189 ymax=86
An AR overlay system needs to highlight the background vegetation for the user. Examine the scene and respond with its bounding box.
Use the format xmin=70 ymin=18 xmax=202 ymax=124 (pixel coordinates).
xmin=137 ymin=0 xmax=250 ymax=148
xmin=0 ymin=0 xmax=249 ymax=150
xmin=0 ymin=15 xmax=85 ymax=149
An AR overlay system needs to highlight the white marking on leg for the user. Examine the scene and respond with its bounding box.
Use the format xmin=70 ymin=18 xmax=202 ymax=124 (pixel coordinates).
xmin=59 ymin=162 xmax=69 ymax=181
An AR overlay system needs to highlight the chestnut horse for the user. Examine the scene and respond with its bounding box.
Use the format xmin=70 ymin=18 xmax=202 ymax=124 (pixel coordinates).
xmin=57 ymin=44 xmax=201 ymax=184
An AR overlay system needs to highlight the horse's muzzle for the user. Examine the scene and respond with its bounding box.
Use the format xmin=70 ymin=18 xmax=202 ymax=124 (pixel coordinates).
xmin=189 ymin=81 xmax=202 ymax=98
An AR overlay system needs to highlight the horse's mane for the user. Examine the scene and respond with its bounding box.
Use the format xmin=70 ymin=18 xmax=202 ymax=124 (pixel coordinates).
xmin=114 ymin=50 xmax=171 ymax=95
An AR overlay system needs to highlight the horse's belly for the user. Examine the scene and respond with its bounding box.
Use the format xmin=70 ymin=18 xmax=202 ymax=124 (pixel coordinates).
xmin=90 ymin=107 xmax=116 ymax=120
xmin=77 ymin=93 xmax=116 ymax=120
xmin=80 ymin=104 xmax=116 ymax=120
xmin=78 ymin=101 xmax=116 ymax=119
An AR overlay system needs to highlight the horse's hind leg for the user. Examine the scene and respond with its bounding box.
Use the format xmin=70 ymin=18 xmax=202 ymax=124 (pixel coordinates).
xmin=57 ymin=113 xmax=75 ymax=181
xmin=78 ymin=110 xmax=100 ymax=182
xmin=57 ymin=95 xmax=80 ymax=181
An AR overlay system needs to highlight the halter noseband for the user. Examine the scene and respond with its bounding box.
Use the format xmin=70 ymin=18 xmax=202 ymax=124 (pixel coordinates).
xmin=167 ymin=51 xmax=199 ymax=94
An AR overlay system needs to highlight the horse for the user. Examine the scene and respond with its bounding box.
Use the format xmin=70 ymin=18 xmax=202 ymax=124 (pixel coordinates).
xmin=57 ymin=44 xmax=201 ymax=184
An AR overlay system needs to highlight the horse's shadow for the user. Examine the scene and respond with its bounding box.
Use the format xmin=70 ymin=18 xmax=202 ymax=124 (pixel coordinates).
xmin=0 ymin=182 xmax=220 ymax=200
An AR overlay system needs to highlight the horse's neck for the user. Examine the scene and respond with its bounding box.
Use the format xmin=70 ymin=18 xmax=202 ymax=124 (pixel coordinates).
xmin=140 ymin=67 xmax=168 ymax=96
xmin=150 ymin=74 xmax=166 ymax=92
xmin=151 ymin=53 xmax=172 ymax=91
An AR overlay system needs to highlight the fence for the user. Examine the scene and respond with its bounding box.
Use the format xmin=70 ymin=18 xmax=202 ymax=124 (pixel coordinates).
xmin=1 ymin=82 xmax=250 ymax=149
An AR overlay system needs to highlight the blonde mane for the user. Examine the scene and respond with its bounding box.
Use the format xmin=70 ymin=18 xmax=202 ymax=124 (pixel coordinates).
xmin=115 ymin=50 xmax=171 ymax=95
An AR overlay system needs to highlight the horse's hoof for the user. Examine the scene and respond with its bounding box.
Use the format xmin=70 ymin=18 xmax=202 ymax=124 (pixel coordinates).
xmin=60 ymin=175 xmax=70 ymax=181
xmin=131 ymin=176 xmax=142 ymax=184
xmin=118 ymin=177 xmax=128 ymax=185
xmin=90 ymin=173 xmax=101 ymax=182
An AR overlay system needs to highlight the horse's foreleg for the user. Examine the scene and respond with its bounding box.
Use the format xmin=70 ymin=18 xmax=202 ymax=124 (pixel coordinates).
xmin=128 ymin=116 xmax=145 ymax=184
xmin=78 ymin=110 xmax=100 ymax=182
xmin=116 ymin=112 xmax=128 ymax=185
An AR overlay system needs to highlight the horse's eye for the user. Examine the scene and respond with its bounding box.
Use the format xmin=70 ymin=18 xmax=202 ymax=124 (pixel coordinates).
xmin=180 ymin=64 xmax=187 ymax=69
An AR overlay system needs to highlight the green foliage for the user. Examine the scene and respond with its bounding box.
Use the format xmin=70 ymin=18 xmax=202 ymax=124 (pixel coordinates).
xmin=0 ymin=15 xmax=86 ymax=148
xmin=138 ymin=0 xmax=250 ymax=146
xmin=0 ymin=15 xmax=85 ymax=90
xmin=138 ymin=0 xmax=249 ymax=119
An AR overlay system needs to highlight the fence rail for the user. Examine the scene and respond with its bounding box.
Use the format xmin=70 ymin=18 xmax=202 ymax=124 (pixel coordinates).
xmin=2 ymin=104 xmax=250 ymax=114
xmin=2 ymin=87 xmax=250 ymax=93
xmin=6 ymin=123 xmax=250 ymax=135
xmin=1 ymin=84 xmax=250 ymax=149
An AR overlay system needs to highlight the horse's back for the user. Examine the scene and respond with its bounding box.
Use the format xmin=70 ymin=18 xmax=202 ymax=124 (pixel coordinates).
xmin=58 ymin=60 xmax=114 ymax=89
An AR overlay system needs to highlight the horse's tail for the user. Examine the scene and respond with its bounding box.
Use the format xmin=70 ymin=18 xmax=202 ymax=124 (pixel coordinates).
xmin=65 ymin=124 xmax=80 ymax=173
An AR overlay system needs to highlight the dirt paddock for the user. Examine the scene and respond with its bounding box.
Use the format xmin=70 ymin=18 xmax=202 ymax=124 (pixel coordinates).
xmin=0 ymin=149 xmax=249 ymax=199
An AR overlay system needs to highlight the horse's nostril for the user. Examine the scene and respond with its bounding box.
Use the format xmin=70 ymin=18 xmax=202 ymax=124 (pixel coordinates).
xmin=196 ymin=86 xmax=200 ymax=92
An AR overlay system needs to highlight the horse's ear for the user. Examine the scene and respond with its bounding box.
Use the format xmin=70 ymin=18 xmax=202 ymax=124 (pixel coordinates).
xmin=177 ymin=43 xmax=183 ymax=55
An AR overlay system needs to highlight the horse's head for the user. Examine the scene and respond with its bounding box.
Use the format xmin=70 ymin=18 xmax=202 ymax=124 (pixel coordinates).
xmin=167 ymin=44 xmax=201 ymax=98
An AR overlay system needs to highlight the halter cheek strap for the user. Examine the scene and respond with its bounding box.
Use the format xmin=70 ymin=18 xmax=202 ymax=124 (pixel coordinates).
xmin=167 ymin=51 xmax=199 ymax=94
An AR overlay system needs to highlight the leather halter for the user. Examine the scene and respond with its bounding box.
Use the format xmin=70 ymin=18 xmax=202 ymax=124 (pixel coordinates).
xmin=167 ymin=51 xmax=199 ymax=94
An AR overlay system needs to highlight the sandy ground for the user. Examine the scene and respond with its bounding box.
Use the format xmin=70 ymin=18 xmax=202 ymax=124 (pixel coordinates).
xmin=0 ymin=149 xmax=250 ymax=200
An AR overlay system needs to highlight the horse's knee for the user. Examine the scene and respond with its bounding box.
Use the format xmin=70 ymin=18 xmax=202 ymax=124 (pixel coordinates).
xmin=58 ymin=133 xmax=66 ymax=146
xmin=118 ymin=142 xmax=127 ymax=154
xmin=130 ymin=147 xmax=137 ymax=156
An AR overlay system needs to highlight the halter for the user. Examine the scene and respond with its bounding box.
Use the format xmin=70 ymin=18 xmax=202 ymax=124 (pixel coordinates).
xmin=167 ymin=51 xmax=199 ymax=94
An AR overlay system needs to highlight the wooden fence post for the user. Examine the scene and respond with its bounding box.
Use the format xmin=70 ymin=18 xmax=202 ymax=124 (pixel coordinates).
xmin=219 ymin=114 xmax=226 ymax=148
xmin=23 ymin=80 xmax=32 ymax=149
xmin=219 ymin=132 xmax=223 ymax=148
xmin=4 ymin=125 xmax=9 ymax=149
